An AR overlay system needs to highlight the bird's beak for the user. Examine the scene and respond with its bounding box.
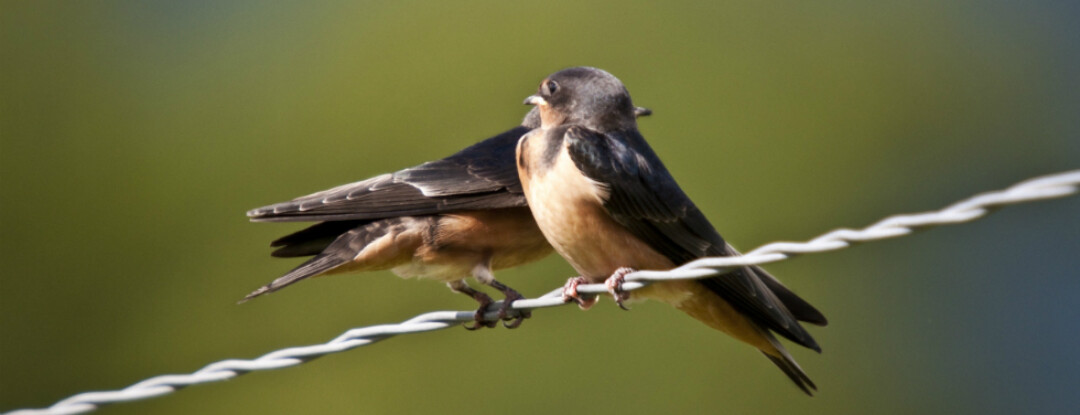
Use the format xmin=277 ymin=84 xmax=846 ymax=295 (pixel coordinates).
xmin=524 ymin=95 xmax=547 ymax=106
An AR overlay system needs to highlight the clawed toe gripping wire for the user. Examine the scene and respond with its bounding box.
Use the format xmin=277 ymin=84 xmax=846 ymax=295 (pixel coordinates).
xmin=6 ymin=169 xmax=1079 ymax=415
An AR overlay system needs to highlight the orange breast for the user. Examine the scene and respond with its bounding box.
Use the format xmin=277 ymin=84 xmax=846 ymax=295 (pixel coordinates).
xmin=426 ymin=208 xmax=553 ymax=271
xmin=520 ymin=135 xmax=673 ymax=281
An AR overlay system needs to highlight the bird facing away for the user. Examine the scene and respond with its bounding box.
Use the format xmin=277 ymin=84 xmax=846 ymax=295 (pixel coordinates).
xmin=245 ymin=106 xmax=652 ymax=329
xmin=516 ymin=67 xmax=827 ymax=393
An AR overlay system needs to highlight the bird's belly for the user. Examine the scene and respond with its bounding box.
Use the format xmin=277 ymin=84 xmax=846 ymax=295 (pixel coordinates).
xmin=390 ymin=262 xmax=470 ymax=282
xmin=434 ymin=208 xmax=553 ymax=271
xmin=391 ymin=208 xmax=553 ymax=282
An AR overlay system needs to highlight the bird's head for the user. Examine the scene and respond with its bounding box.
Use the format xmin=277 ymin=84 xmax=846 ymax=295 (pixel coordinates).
xmin=524 ymin=67 xmax=637 ymax=132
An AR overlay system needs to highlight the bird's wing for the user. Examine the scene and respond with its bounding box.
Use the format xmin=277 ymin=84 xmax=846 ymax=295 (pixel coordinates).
xmin=247 ymin=126 xmax=530 ymax=222
xmin=564 ymin=126 xmax=819 ymax=350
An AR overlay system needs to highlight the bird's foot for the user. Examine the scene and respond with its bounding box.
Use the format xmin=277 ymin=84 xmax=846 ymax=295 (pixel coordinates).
xmin=497 ymin=289 xmax=531 ymax=329
xmin=605 ymin=267 xmax=635 ymax=310
xmin=463 ymin=292 xmax=497 ymax=331
xmin=561 ymin=276 xmax=598 ymax=310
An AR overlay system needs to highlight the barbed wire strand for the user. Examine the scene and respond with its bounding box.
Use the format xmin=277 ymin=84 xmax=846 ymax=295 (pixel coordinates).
xmin=6 ymin=169 xmax=1079 ymax=415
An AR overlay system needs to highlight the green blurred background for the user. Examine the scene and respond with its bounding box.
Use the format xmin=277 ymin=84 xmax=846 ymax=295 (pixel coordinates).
xmin=2 ymin=1 xmax=1078 ymax=414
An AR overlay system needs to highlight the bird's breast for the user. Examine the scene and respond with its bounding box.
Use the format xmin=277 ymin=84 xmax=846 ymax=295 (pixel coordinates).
xmin=519 ymin=137 xmax=672 ymax=281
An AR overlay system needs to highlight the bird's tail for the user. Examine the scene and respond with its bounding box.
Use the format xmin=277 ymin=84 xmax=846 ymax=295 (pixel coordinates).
xmin=741 ymin=265 xmax=822 ymax=395
xmin=761 ymin=331 xmax=817 ymax=396
xmin=240 ymin=217 xmax=425 ymax=303
xmin=268 ymin=220 xmax=370 ymax=258
xmin=748 ymin=265 xmax=828 ymax=327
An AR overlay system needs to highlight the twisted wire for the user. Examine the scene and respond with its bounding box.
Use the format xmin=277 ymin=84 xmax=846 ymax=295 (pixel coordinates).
xmin=6 ymin=169 xmax=1079 ymax=415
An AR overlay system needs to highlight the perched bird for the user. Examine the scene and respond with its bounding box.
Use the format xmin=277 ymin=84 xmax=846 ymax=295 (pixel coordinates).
xmin=516 ymin=67 xmax=827 ymax=393
xmin=245 ymin=106 xmax=651 ymax=329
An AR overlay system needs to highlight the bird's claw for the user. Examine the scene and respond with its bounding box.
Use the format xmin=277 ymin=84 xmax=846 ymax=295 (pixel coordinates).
xmin=606 ymin=267 xmax=635 ymax=310
xmin=463 ymin=309 xmax=497 ymax=330
xmin=498 ymin=291 xmax=531 ymax=329
xmin=463 ymin=293 xmax=497 ymax=330
xmin=562 ymin=276 xmax=598 ymax=310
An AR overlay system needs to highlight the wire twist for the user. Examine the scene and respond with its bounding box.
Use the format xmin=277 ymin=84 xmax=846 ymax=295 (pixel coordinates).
xmin=6 ymin=169 xmax=1079 ymax=415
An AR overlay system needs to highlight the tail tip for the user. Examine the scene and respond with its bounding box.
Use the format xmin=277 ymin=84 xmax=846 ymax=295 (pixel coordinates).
xmin=237 ymin=286 xmax=272 ymax=304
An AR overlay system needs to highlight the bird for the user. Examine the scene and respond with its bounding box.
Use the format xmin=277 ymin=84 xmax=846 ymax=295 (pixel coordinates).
xmin=244 ymin=105 xmax=652 ymax=329
xmin=515 ymin=67 xmax=827 ymax=393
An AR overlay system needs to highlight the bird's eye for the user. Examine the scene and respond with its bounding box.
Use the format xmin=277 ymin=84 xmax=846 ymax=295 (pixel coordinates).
xmin=546 ymin=80 xmax=559 ymax=95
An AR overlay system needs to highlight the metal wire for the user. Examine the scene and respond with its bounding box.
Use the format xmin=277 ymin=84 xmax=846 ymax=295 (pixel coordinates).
xmin=6 ymin=169 xmax=1079 ymax=415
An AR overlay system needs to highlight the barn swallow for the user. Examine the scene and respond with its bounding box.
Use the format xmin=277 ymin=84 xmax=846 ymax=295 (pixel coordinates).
xmin=245 ymin=106 xmax=652 ymax=329
xmin=516 ymin=67 xmax=827 ymax=393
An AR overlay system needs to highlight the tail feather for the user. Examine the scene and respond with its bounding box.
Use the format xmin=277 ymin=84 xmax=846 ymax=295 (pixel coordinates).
xmin=763 ymin=352 xmax=816 ymax=396
xmin=761 ymin=330 xmax=817 ymax=396
xmin=722 ymin=244 xmax=827 ymax=327
xmin=239 ymin=254 xmax=351 ymax=303
xmin=240 ymin=218 xmax=417 ymax=303
xmin=748 ymin=265 xmax=828 ymax=326
xmin=269 ymin=220 xmax=369 ymax=258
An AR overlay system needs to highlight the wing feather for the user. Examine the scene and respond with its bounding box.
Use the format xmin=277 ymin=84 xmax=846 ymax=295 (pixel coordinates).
xmin=247 ymin=126 xmax=530 ymax=222
xmin=564 ymin=126 xmax=822 ymax=350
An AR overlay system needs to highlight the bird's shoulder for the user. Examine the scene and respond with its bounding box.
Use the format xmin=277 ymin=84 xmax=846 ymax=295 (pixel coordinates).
xmin=395 ymin=125 xmax=529 ymax=196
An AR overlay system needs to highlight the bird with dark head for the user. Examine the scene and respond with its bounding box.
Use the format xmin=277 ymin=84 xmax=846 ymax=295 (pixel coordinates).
xmin=523 ymin=66 xmax=637 ymax=132
xmin=245 ymin=104 xmax=651 ymax=329
xmin=516 ymin=67 xmax=827 ymax=394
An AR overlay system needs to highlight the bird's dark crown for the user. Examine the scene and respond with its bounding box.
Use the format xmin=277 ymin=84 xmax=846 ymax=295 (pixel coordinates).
xmin=533 ymin=67 xmax=637 ymax=132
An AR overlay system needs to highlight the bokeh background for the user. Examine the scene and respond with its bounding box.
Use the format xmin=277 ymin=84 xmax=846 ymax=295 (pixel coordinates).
xmin=2 ymin=1 xmax=1078 ymax=414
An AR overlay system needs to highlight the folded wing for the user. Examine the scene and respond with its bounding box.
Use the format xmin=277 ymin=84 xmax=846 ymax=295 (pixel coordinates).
xmin=248 ymin=126 xmax=531 ymax=223
xmin=563 ymin=126 xmax=825 ymax=351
